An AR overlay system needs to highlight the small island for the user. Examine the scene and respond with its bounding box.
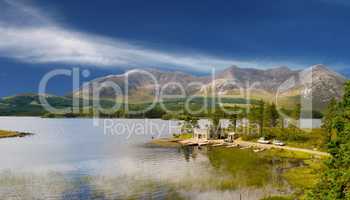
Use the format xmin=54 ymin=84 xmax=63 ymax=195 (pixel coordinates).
xmin=0 ymin=130 xmax=33 ymax=139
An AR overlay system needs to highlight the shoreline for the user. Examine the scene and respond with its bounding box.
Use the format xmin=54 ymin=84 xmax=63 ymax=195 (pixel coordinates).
xmin=234 ymin=138 xmax=330 ymax=157
xmin=150 ymin=137 xmax=330 ymax=157
xmin=0 ymin=130 xmax=33 ymax=139
xmin=150 ymin=136 xmax=326 ymax=199
xmin=148 ymin=138 xmax=183 ymax=147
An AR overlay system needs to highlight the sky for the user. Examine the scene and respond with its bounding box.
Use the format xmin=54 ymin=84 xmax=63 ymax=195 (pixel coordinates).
xmin=0 ymin=0 xmax=349 ymax=97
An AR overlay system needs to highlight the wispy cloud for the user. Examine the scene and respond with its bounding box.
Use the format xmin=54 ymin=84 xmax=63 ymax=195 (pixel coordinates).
xmin=0 ymin=0 xmax=302 ymax=71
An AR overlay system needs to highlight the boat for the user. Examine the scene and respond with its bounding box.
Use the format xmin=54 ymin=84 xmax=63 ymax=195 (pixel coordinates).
xmin=198 ymin=141 xmax=209 ymax=146
xmin=226 ymin=144 xmax=238 ymax=148
xmin=183 ymin=142 xmax=197 ymax=146
xmin=212 ymin=143 xmax=224 ymax=147
xmin=253 ymin=148 xmax=265 ymax=153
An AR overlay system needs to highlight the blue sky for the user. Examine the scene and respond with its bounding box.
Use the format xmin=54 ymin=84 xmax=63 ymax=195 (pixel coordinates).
xmin=0 ymin=0 xmax=349 ymax=97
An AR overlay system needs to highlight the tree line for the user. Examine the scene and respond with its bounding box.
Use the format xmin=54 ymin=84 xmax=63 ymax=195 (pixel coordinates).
xmin=308 ymin=81 xmax=350 ymax=199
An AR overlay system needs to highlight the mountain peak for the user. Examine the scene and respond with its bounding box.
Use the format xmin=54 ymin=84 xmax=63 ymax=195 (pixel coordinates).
xmin=73 ymin=65 xmax=346 ymax=111
xmin=228 ymin=65 xmax=239 ymax=69
xmin=269 ymin=66 xmax=291 ymax=71
xmin=307 ymin=64 xmax=346 ymax=80
xmin=311 ymin=64 xmax=329 ymax=71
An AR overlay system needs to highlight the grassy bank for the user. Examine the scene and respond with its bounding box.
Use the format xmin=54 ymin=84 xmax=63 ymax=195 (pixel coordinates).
xmin=261 ymin=196 xmax=293 ymax=200
xmin=261 ymin=148 xmax=325 ymax=199
xmin=241 ymin=128 xmax=328 ymax=152
xmin=148 ymin=134 xmax=193 ymax=147
xmin=148 ymin=138 xmax=182 ymax=148
xmin=147 ymin=133 xmax=325 ymax=199
xmin=173 ymin=133 xmax=193 ymax=140
xmin=282 ymin=159 xmax=324 ymax=199
xmin=0 ymin=130 xmax=33 ymax=139
xmin=146 ymin=139 xmax=324 ymax=199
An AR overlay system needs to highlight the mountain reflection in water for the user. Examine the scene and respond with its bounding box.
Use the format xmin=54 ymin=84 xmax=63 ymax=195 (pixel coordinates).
xmin=0 ymin=117 xmax=302 ymax=200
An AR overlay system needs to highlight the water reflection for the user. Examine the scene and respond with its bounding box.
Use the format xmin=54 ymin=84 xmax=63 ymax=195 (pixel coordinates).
xmin=0 ymin=117 xmax=301 ymax=200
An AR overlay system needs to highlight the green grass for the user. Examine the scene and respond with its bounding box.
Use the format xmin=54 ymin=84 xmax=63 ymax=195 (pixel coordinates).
xmin=283 ymin=167 xmax=319 ymax=189
xmin=282 ymin=158 xmax=325 ymax=199
xmin=242 ymin=127 xmax=328 ymax=151
xmin=173 ymin=133 xmax=193 ymax=140
xmin=253 ymin=147 xmax=324 ymax=199
xmin=262 ymin=148 xmax=312 ymax=160
xmin=0 ymin=94 xmax=260 ymax=118
xmin=207 ymin=147 xmax=272 ymax=188
xmin=261 ymin=196 xmax=293 ymax=200
xmin=283 ymin=158 xmax=324 ymax=188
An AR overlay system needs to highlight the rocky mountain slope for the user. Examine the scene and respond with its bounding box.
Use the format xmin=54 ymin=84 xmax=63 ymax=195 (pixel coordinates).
xmin=73 ymin=65 xmax=347 ymax=111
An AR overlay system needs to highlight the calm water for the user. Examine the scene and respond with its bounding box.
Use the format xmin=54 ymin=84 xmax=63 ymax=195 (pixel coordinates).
xmin=0 ymin=117 xmax=298 ymax=200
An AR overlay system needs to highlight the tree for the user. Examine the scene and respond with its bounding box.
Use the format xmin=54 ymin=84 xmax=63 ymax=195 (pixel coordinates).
xmin=181 ymin=112 xmax=199 ymax=134
xmin=236 ymin=107 xmax=248 ymax=134
xmin=248 ymin=105 xmax=258 ymax=134
xmin=210 ymin=112 xmax=221 ymax=139
xmin=292 ymin=103 xmax=301 ymax=120
xmin=264 ymin=103 xmax=280 ymax=128
xmin=190 ymin=117 xmax=199 ymax=129
xmin=229 ymin=105 xmax=239 ymax=132
xmin=270 ymin=103 xmax=279 ymax=127
xmin=208 ymin=108 xmax=226 ymax=139
xmin=248 ymin=100 xmax=265 ymax=136
xmin=322 ymin=98 xmax=338 ymax=143
xmin=308 ymin=81 xmax=350 ymax=200
xmin=280 ymin=116 xmax=285 ymax=129
xmin=257 ymin=100 xmax=265 ymax=136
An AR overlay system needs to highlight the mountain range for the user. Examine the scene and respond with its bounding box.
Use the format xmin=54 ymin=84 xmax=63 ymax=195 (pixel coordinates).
xmin=0 ymin=64 xmax=346 ymax=116
xmin=73 ymin=64 xmax=346 ymax=111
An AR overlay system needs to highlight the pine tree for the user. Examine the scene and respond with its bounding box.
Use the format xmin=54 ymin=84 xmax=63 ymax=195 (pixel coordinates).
xmin=257 ymin=100 xmax=265 ymax=136
xmin=210 ymin=112 xmax=221 ymax=139
xmin=293 ymin=103 xmax=301 ymax=120
xmin=322 ymin=98 xmax=338 ymax=143
xmin=308 ymin=81 xmax=350 ymax=200
xmin=248 ymin=105 xmax=258 ymax=135
xmin=270 ymin=103 xmax=279 ymax=127
xmin=264 ymin=103 xmax=280 ymax=128
xmin=230 ymin=105 xmax=239 ymax=132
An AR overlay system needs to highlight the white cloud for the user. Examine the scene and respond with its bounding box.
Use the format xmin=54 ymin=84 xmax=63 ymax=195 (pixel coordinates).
xmin=0 ymin=0 xmax=302 ymax=72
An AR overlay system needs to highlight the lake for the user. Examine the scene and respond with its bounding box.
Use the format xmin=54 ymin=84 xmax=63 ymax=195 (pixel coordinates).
xmin=0 ymin=117 xmax=302 ymax=200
